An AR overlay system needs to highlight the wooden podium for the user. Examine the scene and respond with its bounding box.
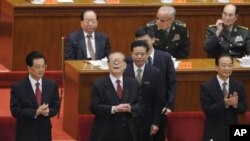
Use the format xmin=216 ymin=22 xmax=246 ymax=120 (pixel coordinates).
xmin=63 ymin=59 xmax=250 ymax=139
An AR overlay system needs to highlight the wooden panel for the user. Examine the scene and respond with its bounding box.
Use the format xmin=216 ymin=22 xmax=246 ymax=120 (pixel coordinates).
xmin=63 ymin=59 xmax=250 ymax=139
xmin=2 ymin=0 xmax=250 ymax=71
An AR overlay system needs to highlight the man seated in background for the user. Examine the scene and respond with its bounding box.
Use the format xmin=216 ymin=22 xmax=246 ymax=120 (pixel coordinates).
xmin=64 ymin=10 xmax=111 ymax=60
xmin=146 ymin=6 xmax=190 ymax=59
xmin=204 ymin=4 xmax=250 ymax=58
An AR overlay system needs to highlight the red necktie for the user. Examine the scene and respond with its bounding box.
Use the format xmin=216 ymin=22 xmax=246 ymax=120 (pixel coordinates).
xmin=35 ymin=82 xmax=41 ymax=105
xmin=116 ymin=80 xmax=122 ymax=98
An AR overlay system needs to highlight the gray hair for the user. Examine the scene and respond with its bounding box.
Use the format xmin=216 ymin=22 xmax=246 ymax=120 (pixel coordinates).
xmin=158 ymin=6 xmax=176 ymax=17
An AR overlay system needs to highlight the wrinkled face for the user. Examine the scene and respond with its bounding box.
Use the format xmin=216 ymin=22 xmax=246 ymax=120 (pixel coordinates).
xmin=222 ymin=5 xmax=238 ymax=27
xmin=136 ymin=35 xmax=155 ymax=49
xmin=108 ymin=53 xmax=126 ymax=76
xmin=216 ymin=56 xmax=233 ymax=80
xmin=81 ymin=11 xmax=98 ymax=34
xmin=28 ymin=58 xmax=46 ymax=81
xmin=156 ymin=11 xmax=173 ymax=30
xmin=131 ymin=46 xmax=147 ymax=68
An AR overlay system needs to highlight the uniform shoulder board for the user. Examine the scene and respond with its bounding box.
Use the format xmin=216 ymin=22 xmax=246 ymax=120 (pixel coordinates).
xmin=209 ymin=24 xmax=216 ymax=28
xmin=175 ymin=20 xmax=186 ymax=27
xmin=146 ymin=21 xmax=156 ymax=27
xmin=238 ymin=25 xmax=248 ymax=30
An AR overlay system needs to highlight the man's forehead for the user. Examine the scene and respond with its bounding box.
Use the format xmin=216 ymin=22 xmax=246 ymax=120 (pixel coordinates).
xmin=223 ymin=5 xmax=236 ymax=14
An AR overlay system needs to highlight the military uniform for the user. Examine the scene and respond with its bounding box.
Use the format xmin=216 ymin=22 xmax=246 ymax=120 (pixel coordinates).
xmin=204 ymin=24 xmax=250 ymax=58
xmin=147 ymin=20 xmax=190 ymax=59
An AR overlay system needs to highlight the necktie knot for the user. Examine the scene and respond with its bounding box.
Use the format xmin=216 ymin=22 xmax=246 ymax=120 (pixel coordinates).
xmin=87 ymin=34 xmax=92 ymax=38
xmin=116 ymin=79 xmax=121 ymax=84
xmin=36 ymin=82 xmax=40 ymax=87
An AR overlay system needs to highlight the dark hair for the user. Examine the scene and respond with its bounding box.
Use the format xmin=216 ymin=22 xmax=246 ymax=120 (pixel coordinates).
xmin=135 ymin=26 xmax=155 ymax=38
xmin=80 ymin=10 xmax=98 ymax=21
xmin=130 ymin=40 xmax=149 ymax=52
xmin=26 ymin=51 xmax=46 ymax=67
xmin=222 ymin=4 xmax=239 ymax=15
xmin=215 ymin=53 xmax=233 ymax=66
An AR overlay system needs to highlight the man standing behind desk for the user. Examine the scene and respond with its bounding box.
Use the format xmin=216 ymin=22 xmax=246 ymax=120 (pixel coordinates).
xmin=124 ymin=40 xmax=164 ymax=141
xmin=200 ymin=53 xmax=247 ymax=141
xmin=10 ymin=51 xmax=59 ymax=141
xmin=89 ymin=52 xmax=142 ymax=141
xmin=64 ymin=10 xmax=111 ymax=60
xmin=134 ymin=26 xmax=177 ymax=141
xmin=146 ymin=6 xmax=190 ymax=59
xmin=204 ymin=4 xmax=250 ymax=58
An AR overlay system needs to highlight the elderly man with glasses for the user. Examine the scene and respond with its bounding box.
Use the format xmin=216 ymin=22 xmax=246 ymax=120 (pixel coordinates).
xmin=146 ymin=6 xmax=190 ymax=59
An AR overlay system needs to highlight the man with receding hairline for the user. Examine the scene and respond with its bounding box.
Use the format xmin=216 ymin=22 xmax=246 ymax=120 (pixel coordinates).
xmin=89 ymin=52 xmax=142 ymax=141
xmin=204 ymin=4 xmax=250 ymax=58
xmin=146 ymin=6 xmax=190 ymax=59
xmin=65 ymin=10 xmax=111 ymax=60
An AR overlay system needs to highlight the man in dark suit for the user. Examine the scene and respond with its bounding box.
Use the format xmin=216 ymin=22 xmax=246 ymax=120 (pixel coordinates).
xmin=134 ymin=26 xmax=177 ymax=141
xmin=89 ymin=52 xmax=142 ymax=141
xmin=204 ymin=4 xmax=250 ymax=58
xmin=146 ymin=6 xmax=190 ymax=59
xmin=64 ymin=9 xmax=111 ymax=60
xmin=124 ymin=40 xmax=164 ymax=141
xmin=200 ymin=53 xmax=247 ymax=141
xmin=10 ymin=51 xmax=59 ymax=141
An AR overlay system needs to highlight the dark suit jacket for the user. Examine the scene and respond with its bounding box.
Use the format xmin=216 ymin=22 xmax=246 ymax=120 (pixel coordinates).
xmin=124 ymin=63 xmax=164 ymax=135
xmin=64 ymin=29 xmax=111 ymax=60
xmin=10 ymin=76 xmax=59 ymax=141
xmin=153 ymin=50 xmax=177 ymax=110
xmin=89 ymin=76 xmax=142 ymax=141
xmin=200 ymin=77 xmax=247 ymax=141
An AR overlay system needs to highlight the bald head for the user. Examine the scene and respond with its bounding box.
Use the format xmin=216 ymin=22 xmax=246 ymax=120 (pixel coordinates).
xmin=223 ymin=4 xmax=238 ymax=15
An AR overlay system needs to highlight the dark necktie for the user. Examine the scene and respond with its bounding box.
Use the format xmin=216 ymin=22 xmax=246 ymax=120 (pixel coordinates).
xmin=86 ymin=34 xmax=95 ymax=60
xmin=222 ymin=82 xmax=228 ymax=96
xmin=136 ymin=69 xmax=142 ymax=84
xmin=116 ymin=80 xmax=122 ymax=98
xmin=148 ymin=56 xmax=152 ymax=65
xmin=35 ymin=82 xmax=41 ymax=105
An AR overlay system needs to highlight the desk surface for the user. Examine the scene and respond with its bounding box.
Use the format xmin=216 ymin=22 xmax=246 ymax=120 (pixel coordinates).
xmin=66 ymin=58 xmax=249 ymax=73
xmin=9 ymin=0 xmax=250 ymax=6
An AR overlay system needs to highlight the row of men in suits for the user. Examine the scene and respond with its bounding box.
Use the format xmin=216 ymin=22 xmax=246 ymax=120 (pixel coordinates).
xmin=89 ymin=49 xmax=248 ymax=141
xmin=64 ymin=4 xmax=249 ymax=60
xmin=9 ymin=51 xmax=247 ymax=141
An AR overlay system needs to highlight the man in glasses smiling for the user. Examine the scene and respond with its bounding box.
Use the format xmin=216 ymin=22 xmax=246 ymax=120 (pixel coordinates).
xmin=146 ymin=6 xmax=190 ymax=59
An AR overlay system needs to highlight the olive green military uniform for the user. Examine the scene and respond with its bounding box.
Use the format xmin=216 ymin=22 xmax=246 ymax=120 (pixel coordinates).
xmin=204 ymin=24 xmax=250 ymax=58
xmin=147 ymin=20 xmax=190 ymax=59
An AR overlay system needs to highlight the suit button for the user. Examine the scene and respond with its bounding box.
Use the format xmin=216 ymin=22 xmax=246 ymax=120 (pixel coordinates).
xmin=230 ymin=44 xmax=232 ymax=47
xmin=123 ymin=124 xmax=126 ymax=127
xmin=122 ymin=118 xmax=125 ymax=121
xmin=166 ymin=46 xmax=168 ymax=49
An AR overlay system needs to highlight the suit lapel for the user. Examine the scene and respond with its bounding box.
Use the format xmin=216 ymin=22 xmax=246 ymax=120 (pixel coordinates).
xmin=25 ymin=77 xmax=39 ymax=107
xmin=122 ymin=77 xmax=130 ymax=102
xmin=94 ymin=32 xmax=99 ymax=59
xmin=104 ymin=77 xmax=120 ymax=101
xmin=41 ymin=78 xmax=49 ymax=105
xmin=79 ymin=32 xmax=87 ymax=58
